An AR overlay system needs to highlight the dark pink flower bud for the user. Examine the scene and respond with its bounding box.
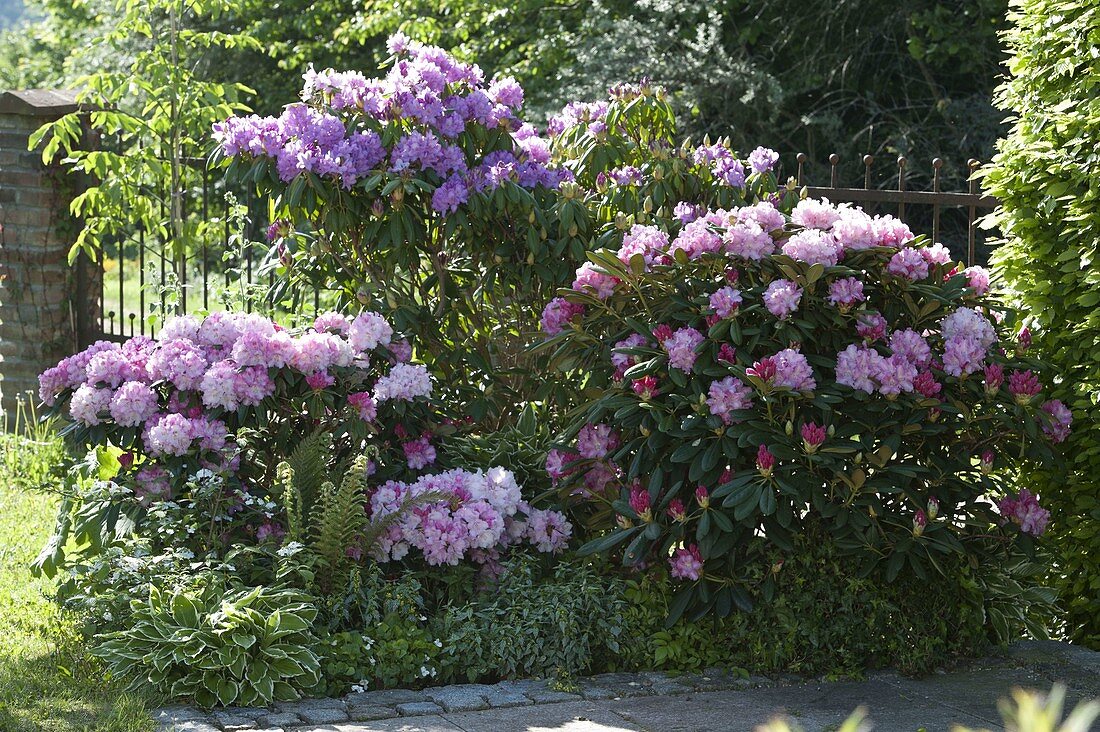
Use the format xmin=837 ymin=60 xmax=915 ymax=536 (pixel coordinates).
xmin=913 ymin=509 xmax=927 ymax=536
xmin=118 ymin=452 xmax=134 ymax=469
xmin=914 ymin=370 xmax=942 ymax=399
xmin=667 ymin=498 xmax=687 ymax=521
xmin=927 ymin=496 xmax=940 ymax=520
xmin=718 ymin=343 xmax=737 ymax=363
xmin=800 ymin=422 xmax=826 ymax=453
xmin=756 ymin=444 xmax=775 ymax=476
xmin=1017 ymin=326 xmax=1032 ymax=354
xmin=695 ymin=485 xmax=710 ymax=509
xmin=983 ymin=364 xmax=1004 ymax=394
xmin=629 ymin=484 xmax=652 ymax=521
xmin=980 ymin=450 xmax=994 ymax=474
xmin=747 ymin=357 xmax=777 ymax=382
xmin=632 ymin=376 xmax=658 ymax=400
xmin=1007 ymin=369 xmax=1042 ymax=404
xmin=653 ymin=324 xmax=674 ymax=343
xmin=725 ymin=268 xmax=740 ymax=284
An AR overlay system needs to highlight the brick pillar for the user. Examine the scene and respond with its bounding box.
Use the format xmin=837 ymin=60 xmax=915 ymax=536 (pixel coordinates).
xmin=0 ymin=89 xmax=91 ymax=419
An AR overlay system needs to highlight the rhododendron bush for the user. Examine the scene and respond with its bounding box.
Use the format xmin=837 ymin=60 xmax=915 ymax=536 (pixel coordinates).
xmin=541 ymin=195 xmax=1070 ymax=621
xmin=33 ymin=309 xmax=569 ymax=582
xmin=214 ymin=34 xmax=577 ymax=421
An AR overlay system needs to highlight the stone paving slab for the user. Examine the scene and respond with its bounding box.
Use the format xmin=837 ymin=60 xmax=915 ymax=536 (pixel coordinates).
xmin=156 ymin=641 xmax=1100 ymax=732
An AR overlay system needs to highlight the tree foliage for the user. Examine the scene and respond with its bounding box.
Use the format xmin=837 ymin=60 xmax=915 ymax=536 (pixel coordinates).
xmin=982 ymin=0 xmax=1100 ymax=649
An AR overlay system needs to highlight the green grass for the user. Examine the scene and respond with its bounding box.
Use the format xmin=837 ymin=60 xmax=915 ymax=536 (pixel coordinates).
xmin=0 ymin=398 xmax=156 ymax=732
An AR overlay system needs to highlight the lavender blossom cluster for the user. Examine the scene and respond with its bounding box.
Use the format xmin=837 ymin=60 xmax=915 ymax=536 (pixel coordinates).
xmin=213 ymin=34 xmax=569 ymax=213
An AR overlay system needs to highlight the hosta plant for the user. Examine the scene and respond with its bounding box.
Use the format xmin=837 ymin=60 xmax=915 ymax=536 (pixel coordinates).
xmin=95 ymin=585 xmax=321 ymax=708
xmin=542 ymin=194 xmax=1070 ymax=622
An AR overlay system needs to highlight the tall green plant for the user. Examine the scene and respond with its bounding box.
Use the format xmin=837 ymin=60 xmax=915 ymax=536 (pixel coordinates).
xmin=29 ymin=0 xmax=257 ymax=269
xmin=981 ymin=0 xmax=1100 ymax=648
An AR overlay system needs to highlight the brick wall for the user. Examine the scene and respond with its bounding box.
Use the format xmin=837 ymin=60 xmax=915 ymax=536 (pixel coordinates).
xmin=0 ymin=90 xmax=92 ymax=419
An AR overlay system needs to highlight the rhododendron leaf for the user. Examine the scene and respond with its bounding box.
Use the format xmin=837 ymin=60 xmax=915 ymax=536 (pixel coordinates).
xmin=665 ymin=586 xmax=693 ymax=627
xmin=622 ymin=532 xmax=650 ymax=566
xmin=578 ymin=528 xmax=636 ymax=557
xmin=759 ymin=489 xmax=777 ymax=516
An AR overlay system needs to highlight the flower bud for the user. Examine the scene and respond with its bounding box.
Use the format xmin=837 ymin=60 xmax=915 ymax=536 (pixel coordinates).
xmin=371 ymin=198 xmax=386 ymax=217
xmin=695 ymin=485 xmax=710 ymax=509
xmin=643 ymin=197 xmax=654 ymax=213
xmin=927 ymin=496 xmax=940 ymax=520
xmin=391 ymin=186 xmax=404 ymax=203
xmin=568 ymin=224 xmax=579 ymax=237
xmin=912 ymin=509 xmax=927 ymax=537
xmin=356 ymin=289 xmax=370 ymax=305
xmin=595 ymin=172 xmax=609 ymax=194
xmin=756 ymin=445 xmax=776 ymax=477
xmin=784 ymin=421 xmax=794 ymax=436
xmin=980 ymin=450 xmax=994 ymax=474
xmin=653 ymin=166 xmax=664 ymax=181
xmin=528 ymin=210 xmax=537 ymax=225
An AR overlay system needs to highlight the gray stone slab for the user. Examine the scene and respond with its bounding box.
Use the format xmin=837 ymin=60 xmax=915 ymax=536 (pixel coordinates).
xmin=611 ymin=679 xmax=995 ymax=732
xmin=347 ymin=705 xmax=398 ymax=722
xmin=212 ymin=712 xmax=258 ymax=729
xmin=332 ymin=718 xmax=464 ymax=732
xmin=424 ymin=685 xmax=490 ymax=712
xmin=395 ymin=701 xmax=445 ymax=717
xmin=161 ymin=723 xmax=221 ymax=732
xmin=255 ymin=712 xmax=302 ymax=728
xmin=443 ymin=700 xmax=642 ymax=731
xmin=576 ymin=681 xmax=624 ymax=701
xmin=155 ymin=707 xmax=210 ymax=724
xmin=346 ymin=689 xmax=427 ymax=707
xmin=525 ymin=686 xmax=584 ymax=704
xmin=482 ymin=683 xmax=533 ymax=708
xmin=298 ymin=707 xmax=350 ymax=725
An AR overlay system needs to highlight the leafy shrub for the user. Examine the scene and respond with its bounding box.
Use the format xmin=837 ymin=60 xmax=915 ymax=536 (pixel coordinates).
xmin=432 ymin=557 xmax=627 ymax=683
xmin=981 ymin=0 xmax=1100 ymax=649
xmin=542 ymin=190 xmax=1069 ymax=622
xmin=613 ymin=532 xmax=992 ymax=677
xmin=95 ymin=585 xmax=321 ymax=708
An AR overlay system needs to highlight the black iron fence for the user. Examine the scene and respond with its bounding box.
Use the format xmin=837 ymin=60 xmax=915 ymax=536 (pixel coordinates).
xmin=84 ymin=152 xmax=999 ymax=346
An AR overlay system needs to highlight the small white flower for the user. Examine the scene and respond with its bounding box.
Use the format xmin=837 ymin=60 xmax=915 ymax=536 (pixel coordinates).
xmin=277 ymin=541 xmax=305 ymax=557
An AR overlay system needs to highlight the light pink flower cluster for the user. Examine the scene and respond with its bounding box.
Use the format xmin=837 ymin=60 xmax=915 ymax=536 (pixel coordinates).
xmin=706 ymin=377 xmax=753 ymax=423
xmin=540 ymin=297 xmax=586 ymax=336
xmin=659 ymin=327 xmax=706 ymax=372
xmin=709 ymin=287 xmax=743 ymax=319
xmin=369 ymin=466 xmax=571 ymax=565
xmin=763 ymin=280 xmax=803 ymax=320
xmin=835 ymin=345 xmax=917 ymax=398
xmin=997 ymin=489 xmax=1050 ymax=536
xmin=38 ymin=311 xmax=432 ymax=472
xmin=669 ymin=544 xmax=704 ymax=580
xmin=940 ymin=307 xmax=997 ymax=377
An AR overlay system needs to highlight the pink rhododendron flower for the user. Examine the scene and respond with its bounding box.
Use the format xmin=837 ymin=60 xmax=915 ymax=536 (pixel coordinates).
xmin=920 ymin=243 xmax=954 ymax=266
xmin=791 ymin=198 xmax=840 ymax=230
xmin=736 ymin=201 xmax=785 ymax=232
xmin=856 ymin=311 xmax=888 ymax=341
xmin=670 ymin=544 xmax=704 ymax=581
xmin=373 ymin=362 xmax=432 ymax=402
xmin=541 ymin=297 xmax=585 ymax=336
xmin=889 ymin=329 xmax=932 ymax=368
xmin=831 ymin=206 xmax=877 ymax=250
xmin=871 ymin=215 xmax=913 ymax=247
xmin=348 ymin=391 xmax=377 ymax=421
xmin=572 ymin=262 xmax=618 ymax=299
xmin=709 ymin=287 xmax=743 ymax=319
xmin=998 ymin=490 xmax=1050 ymax=536
xmin=70 ymin=385 xmax=113 ymax=426
xmin=828 ymin=277 xmax=865 ymax=310
xmin=109 ymin=381 xmax=159 ymax=427
xmin=662 ymin=327 xmax=705 ymax=372
xmin=723 ymin=222 xmax=775 ymax=260
xmin=763 ymin=279 xmax=803 ymax=320
xmin=782 ymin=229 xmax=841 ymax=267
xmin=617 ymin=224 xmax=669 ymax=268
xmin=629 ymin=483 xmax=652 ymax=521
xmin=670 ymin=219 xmax=723 ymax=259
xmin=887 ymin=247 xmax=930 ymax=281
xmin=632 ymin=376 xmax=659 ymax=400
xmin=576 ymin=423 xmax=620 ymax=460
xmin=963 ymin=266 xmax=991 ymax=296
xmin=1040 ymin=399 xmax=1072 ymax=443
xmin=403 ymin=434 xmax=437 ymax=470
xmin=706 ymin=376 xmax=753 ymax=423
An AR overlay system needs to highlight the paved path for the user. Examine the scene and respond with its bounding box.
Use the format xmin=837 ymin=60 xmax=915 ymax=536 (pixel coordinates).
xmin=157 ymin=641 xmax=1100 ymax=732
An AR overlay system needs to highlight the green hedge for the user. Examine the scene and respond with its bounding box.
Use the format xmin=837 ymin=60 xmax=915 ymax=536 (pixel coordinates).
xmin=983 ymin=0 xmax=1100 ymax=647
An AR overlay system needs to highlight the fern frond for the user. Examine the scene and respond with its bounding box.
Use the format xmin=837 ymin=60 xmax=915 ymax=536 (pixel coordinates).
xmin=285 ymin=429 xmax=333 ymax=515
xmin=276 ymin=461 xmax=302 ymax=541
xmin=311 ymin=456 xmax=371 ymax=585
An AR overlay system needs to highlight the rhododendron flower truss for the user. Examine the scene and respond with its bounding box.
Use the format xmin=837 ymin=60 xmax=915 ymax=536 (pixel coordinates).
xmin=540 ymin=193 xmax=1070 ymax=621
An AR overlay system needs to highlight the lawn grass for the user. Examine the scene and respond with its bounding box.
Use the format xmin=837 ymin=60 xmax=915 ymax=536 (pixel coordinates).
xmin=0 ymin=399 xmax=156 ymax=732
